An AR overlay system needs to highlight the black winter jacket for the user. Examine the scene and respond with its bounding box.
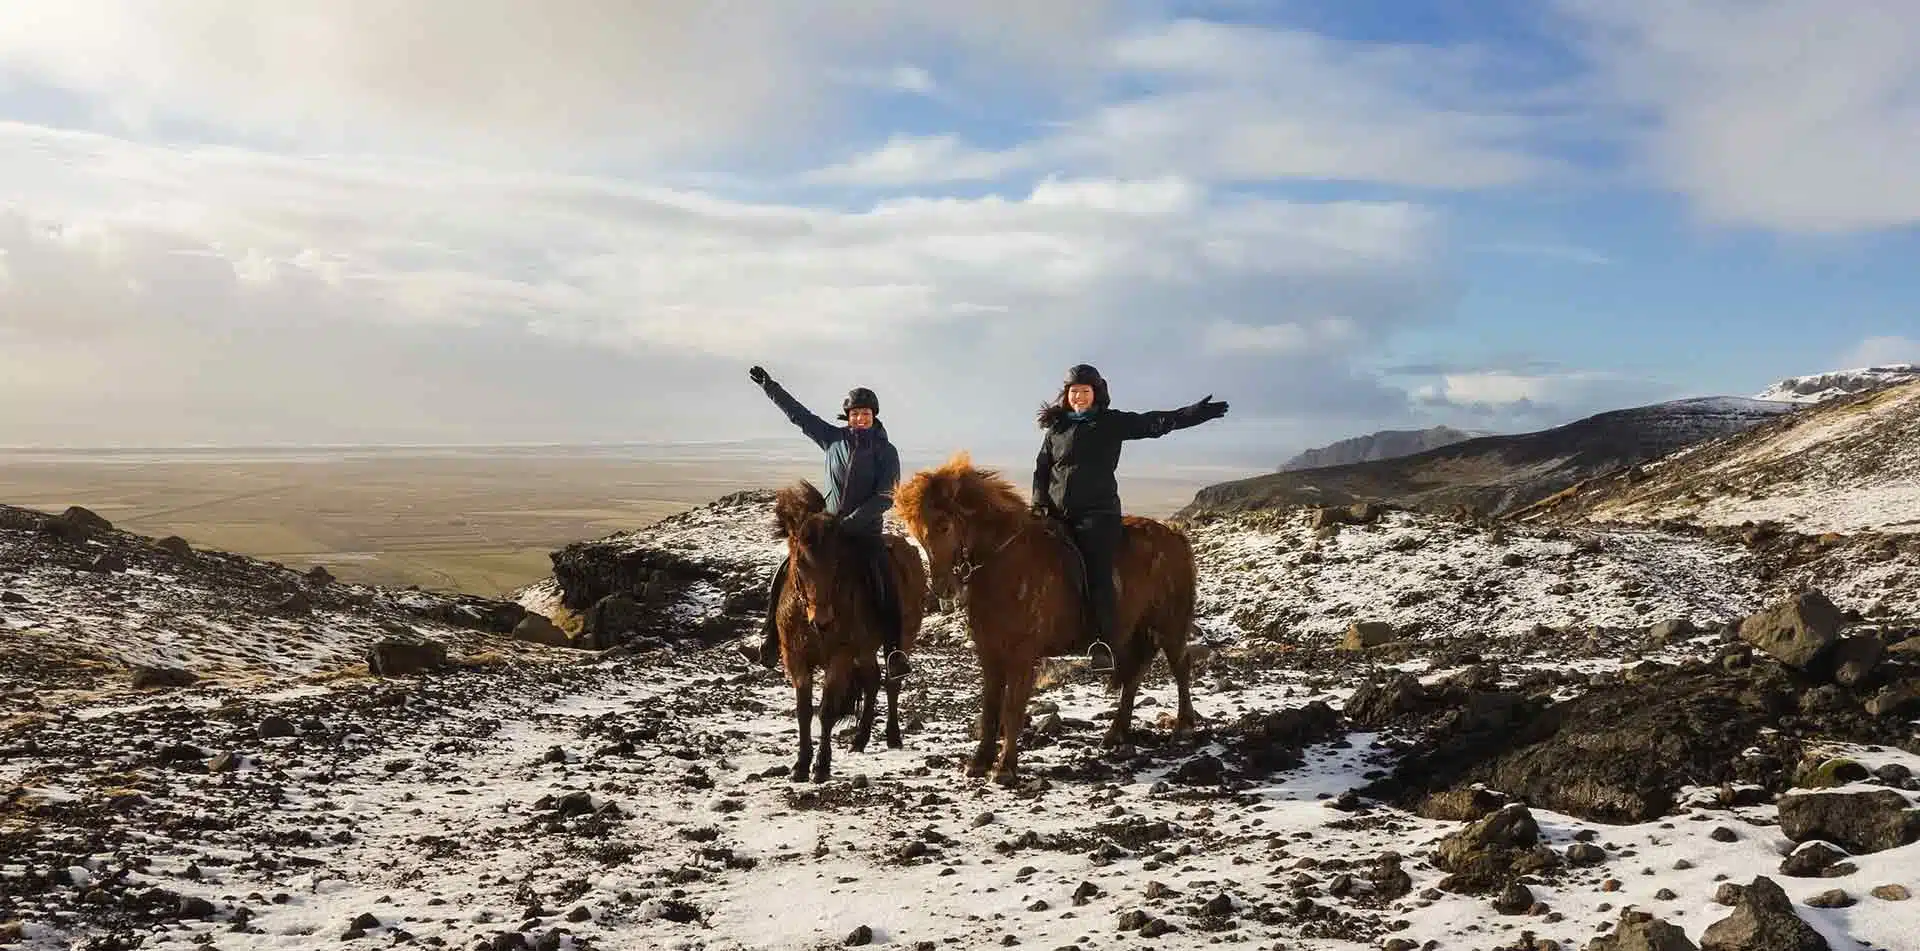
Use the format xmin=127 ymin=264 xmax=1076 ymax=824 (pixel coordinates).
xmin=1032 ymin=406 xmax=1214 ymax=515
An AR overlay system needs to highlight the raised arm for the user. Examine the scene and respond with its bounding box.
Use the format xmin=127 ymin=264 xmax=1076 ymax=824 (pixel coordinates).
xmin=750 ymin=365 xmax=839 ymax=449
xmin=1111 ymin=395 xmax=1230 ymax=441
xmin=841 ymin=443 xmax=901 ymax=534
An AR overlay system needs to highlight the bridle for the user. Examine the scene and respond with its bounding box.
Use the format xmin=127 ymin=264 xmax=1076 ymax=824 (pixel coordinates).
xmin=950 ymin=522 xmax=1023 ymax=586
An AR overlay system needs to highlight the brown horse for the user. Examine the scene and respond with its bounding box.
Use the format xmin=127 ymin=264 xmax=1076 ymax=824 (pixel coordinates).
xmin=772 ymin=482 xmax=927 ymax=783
xmin=895 ymin=454 xmax=1196 ymax=785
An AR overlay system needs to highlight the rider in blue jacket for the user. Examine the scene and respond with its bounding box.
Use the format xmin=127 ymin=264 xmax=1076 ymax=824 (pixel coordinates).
xmin=747 ymin=365 xmax=908 ymax=682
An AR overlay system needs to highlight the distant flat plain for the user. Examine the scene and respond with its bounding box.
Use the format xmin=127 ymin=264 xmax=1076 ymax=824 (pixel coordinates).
xmin=0 ymin=445 xmax=1250 ymax=597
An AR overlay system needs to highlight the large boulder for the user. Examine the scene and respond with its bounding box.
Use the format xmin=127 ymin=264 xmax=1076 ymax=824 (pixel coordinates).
xmin=367 ymin=639 xmax=449 ymax=676
xmin=1431 ymin=804 xmax=1559 ymax=893
xmin=1341 ymin=621 xmax=1397 ymax=652
xmin=1776 ymin=788 xmax=1920 ymax=855
xmin=1700 ymin=877 xmax=1829 ymax=951
xmin=1828 ymin=635 xmax=1884 ymax=688
xmin=1586 ymin=909 xmax=1698 ymax=951
xmin=513 ymin=613 xmax=577 ymax=649
xmin=1740 ymin=592 xmax=1840 ymax=670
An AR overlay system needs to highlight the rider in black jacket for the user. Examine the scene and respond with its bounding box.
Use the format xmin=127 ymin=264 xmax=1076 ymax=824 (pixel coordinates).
xmin=1032 ymin=364 xmax=1228 ymax=667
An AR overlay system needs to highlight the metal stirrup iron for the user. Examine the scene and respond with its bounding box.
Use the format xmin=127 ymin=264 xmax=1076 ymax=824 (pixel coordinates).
xmin=1086 ymin=640 xmax=1115 ymax=674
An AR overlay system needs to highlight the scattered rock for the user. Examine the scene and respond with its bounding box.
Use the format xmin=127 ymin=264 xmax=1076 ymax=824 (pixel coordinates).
xmin=1700 ymin=876 xmax=1829 ymax=951
xmin=1739 ymin=591 xmax=1840 ymax=670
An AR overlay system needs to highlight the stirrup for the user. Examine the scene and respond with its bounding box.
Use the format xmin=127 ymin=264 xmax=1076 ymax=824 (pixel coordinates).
xmin=884 ymin=650 xmax=912 ymax=684
xmin=1086 ymin=640 xmax=1115 ymax=674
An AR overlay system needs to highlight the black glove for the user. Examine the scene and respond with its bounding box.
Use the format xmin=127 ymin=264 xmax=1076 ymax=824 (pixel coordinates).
xmin=1191 ymin=394 xmax=1229 ymax=420
xmin=749 ymin=365 xmax=769 ymax=385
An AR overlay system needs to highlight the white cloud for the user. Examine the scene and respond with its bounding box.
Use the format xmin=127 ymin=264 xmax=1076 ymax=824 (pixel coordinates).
xmin=1840 ymin=335 xmax=1920 ymax=368
xmin=1559 ymin=0 xmax=1920 ymax=233
xmin=0 ymin=1 xmax=1115 ymax=165
xmin=1201 ymin=317 xmax=1358 ymax=356
xmin=0 ymin=122 xmax=1442 ymax=447
xmin=807 ymin=19 xmax=1555 ymax=189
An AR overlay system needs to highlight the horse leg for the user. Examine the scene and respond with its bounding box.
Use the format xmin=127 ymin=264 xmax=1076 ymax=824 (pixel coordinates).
xmin=814 ymin=654 xmax=855 ymax=782
xmin=850 ymin=660 xmax=879 ymax=753
xmin=991 ymin=660 xmax=1036 ymax=786
xmin=968 ymin=664 xmax=1005 ymax=778
xmin=1164 ymin=633 xmax=1198 ymax=740
xmin=790 ymin=675 xmax=813 ymax=783
xmin=883 ymin=662 xmax=903 ymax=750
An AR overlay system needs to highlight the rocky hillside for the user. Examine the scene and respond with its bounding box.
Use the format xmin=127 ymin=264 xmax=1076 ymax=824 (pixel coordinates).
xmin=1521 ymin=379 xmax=1920 ymax=536
xmin=1179 ymin=398 xmax=1793 ymax=520
xmin=1280 ymin=426 xmax=1480 ymax=473
xmin=1755 ymin=364 xmax=1920 ymax=404
xmin=4 ymin=489 xmax=1919 ymax=950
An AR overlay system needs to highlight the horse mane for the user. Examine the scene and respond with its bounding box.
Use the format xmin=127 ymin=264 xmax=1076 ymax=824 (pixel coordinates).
xmin=896 ymin=452 xmax=1026 ymax=532
xmin=772 ymin=481 xmax=826 ymax=539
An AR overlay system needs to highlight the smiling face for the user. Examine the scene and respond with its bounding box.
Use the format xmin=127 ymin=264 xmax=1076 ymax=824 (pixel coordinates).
xmin=1066 ymin=384 xmax=1096 ymax=412
xmin=846 ymin=407 xmax=875 ymax=430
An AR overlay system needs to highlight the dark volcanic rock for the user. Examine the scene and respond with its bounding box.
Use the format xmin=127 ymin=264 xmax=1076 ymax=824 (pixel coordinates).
xmin=1776 ymin=789 xmax=1920 ymax=855
xmin=1829 ymin=635 xmax=1884 ymax=688
xmin=1739 ymin=592 xmax=1840 ymax=670
xmin=129 ymin=665 xmax=198 ymax=690
xmin=1700 ymin=877 xmax=1829 ymax=951
xmin=1432 ymin=804 xmax=1559 ymax=893
xmin=1365 ymin=658 xmax=1914 ymax=824
xmin=366 ymin=639 xmax=448 ymax=676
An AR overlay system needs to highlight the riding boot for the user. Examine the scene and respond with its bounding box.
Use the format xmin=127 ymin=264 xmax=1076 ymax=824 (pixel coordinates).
xmin=1070 ymin=512 xmax=1123 ymax=674
xmin=866 ymin=538 xmax=910 ymax=683
xmin=748 ymin=555 xmax=789 ymax=669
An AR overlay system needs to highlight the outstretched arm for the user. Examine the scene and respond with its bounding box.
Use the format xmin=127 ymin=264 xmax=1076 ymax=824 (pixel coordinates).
xmin=841 ymin=444 xmax=901 ymax=534
xmin=750 ymin=366 xmax=839 ymax=449
xmin=1112 ymin=395 xmax=1230 ymax=441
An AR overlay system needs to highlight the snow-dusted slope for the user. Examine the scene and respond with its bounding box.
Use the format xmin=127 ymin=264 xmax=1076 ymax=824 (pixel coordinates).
xmin=1755 ymin=363 xmax=1920 ymax=403
xmin=1564 ymin=379 xmax=1920 ymax=535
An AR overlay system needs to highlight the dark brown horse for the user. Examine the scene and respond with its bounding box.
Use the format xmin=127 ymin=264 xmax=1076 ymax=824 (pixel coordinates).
xmin=773 ymin=482 xmax=927 ymax=782
xmin=895 ymin=454 xmax=1196 ymax=785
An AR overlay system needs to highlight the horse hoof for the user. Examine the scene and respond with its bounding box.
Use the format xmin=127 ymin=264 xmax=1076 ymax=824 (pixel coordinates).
xmin=989 ymin=769 xmax=1019 ymax=788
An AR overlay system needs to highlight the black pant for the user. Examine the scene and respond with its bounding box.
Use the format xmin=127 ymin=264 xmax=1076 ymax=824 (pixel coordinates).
xmin=1066 ymin=511 xmax=1123 ymax=645
xmin=763 ymin=536 xmax=901 ymax=651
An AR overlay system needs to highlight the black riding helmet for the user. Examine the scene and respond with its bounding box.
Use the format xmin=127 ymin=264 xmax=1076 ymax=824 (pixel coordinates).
xmin=1062 ymin=364 xmax=1111 ymax=411
xmin=838 ymin=387 xmax=880 ymax=420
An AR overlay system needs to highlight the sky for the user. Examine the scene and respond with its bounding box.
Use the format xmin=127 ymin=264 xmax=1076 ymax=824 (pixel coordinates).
xmin=1 ymin=0 xmax=1917 ymax=464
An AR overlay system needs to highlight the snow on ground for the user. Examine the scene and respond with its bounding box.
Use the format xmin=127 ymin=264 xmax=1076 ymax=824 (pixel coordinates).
xmin=1755 ymin=364 xmax=1920 ymax=404
xmin=1189 ymin=509 xmax=1764 ymax=642
xmin=1585 ymin=381 xmax=1920 ymax=536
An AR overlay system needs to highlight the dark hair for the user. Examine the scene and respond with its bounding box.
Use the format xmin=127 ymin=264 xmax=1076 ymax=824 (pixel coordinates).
xmin=1036 ymin=365 xmax=1110 ymax=427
